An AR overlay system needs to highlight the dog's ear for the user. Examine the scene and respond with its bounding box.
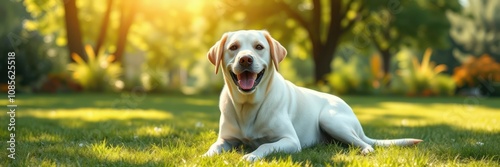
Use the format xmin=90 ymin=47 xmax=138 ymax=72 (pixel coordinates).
xmin=207 ymin=33 xmax=228 ymax=74
xmin=263 ymin=31 xmax=287 ymax=71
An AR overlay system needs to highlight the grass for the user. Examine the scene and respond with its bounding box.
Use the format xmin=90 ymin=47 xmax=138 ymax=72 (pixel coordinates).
xmin=0 ymin=93 xmax=499 ymax=166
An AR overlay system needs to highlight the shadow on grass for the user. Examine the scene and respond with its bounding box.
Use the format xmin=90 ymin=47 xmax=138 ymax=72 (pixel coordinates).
xmin=265 ymin=124 xmax=500 ymax=165
xmin=12 ymin=115 xmax=213 ymax=166
xmin=13 ymin=93 xmax=218 ymax=111
xmin=2 ymin=94 xmax=220 ymax=166
xmin=342 ymin=95 xmax=500 ymax=110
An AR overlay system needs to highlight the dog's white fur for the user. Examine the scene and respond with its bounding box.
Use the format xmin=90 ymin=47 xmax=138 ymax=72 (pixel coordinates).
xmin=204 ymin=30 xmax=422 ymax=162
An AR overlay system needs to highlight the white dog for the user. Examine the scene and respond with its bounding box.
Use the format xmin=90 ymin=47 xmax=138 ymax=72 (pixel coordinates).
xmin=203 ymin=30 xmax=422 ymax=162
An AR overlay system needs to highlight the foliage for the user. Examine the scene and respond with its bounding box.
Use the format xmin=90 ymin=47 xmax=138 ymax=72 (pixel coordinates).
xmin=0 ymin=31 xmax=52 ymax=91
xmin=447 ymin=0 xmax=500 ymax=62
xmin=391 ymin=48 xmax=455 ymax=96
xmin=327 ymin=55 xmax=375 ymax=95
xmin=355 ymin=0 xmax=461 ymax=51
xmin=13 ymin=0 xmax=493 ymax=96
xmin=68 ymin=45 xmax=122 ymax=92
xmin=337 ymin=0 xmax=461 ymax=79
xmin=453 ymin=54 xmax=500 ymax=96
xmin=0 ymin=1 xmax=54 ymax=91
xmin=22 ymin=0 xmax=462 ymax=84
xmin=22 ymin=0 xmax=221 ymax=92
xmin=1 ymin=94 xmax=499 ymax=166
xmin=139 ymin=67 xmax=169 ymax=93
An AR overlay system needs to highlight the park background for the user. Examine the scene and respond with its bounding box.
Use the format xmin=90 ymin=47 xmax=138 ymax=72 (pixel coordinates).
xmin=1 ymin=0 xmax=499 ymax=96
xmin=0 ymin=0 xmax=499 ymax=166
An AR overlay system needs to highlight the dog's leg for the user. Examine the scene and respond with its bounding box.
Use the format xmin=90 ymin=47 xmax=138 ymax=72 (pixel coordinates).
xmin=203 ymin=139 xmax=239 ymax=157
xmin=242 ymin=137 xmax=301 ymax=162
xmin=319 ymin=109 xmax=375 ymax=154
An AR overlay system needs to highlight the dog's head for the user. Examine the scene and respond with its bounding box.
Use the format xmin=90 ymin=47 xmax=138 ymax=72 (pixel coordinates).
xmin=207 ymin=30 xmax=287 ymax=94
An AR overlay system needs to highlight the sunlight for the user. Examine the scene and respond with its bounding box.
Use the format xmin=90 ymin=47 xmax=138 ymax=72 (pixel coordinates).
xmin=138 ymin=0 xmax=211 ymax=21
xmin=87 ymin=140 xmax=155 ymax=164
xmin=354 ymin=101 xmax=500 ymax=132
xmin=135 ymin=125 xmax=172 ymax=137
xmin=183 ymin=98 xmax=218 ymax=107
xmin=22 ymin=108 xmax=174 ymax=122
xmin=25 ymin=133 xmax=63 ymax=142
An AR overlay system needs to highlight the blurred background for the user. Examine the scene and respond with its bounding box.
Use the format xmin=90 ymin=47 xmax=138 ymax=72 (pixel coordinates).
xmin=1 ymin=0 xmax=499 ymax=97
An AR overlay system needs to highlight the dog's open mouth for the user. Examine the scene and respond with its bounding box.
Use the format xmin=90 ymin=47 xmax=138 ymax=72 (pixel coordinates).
xmin=230 ymin=69 xmax=265 ymax=92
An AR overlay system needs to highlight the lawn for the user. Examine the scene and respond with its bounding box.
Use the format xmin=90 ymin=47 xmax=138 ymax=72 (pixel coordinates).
xmin=0 ymin=93 xmax=499 ymax=166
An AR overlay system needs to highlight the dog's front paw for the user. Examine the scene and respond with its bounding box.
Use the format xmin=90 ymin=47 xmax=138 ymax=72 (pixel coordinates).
xmin=242 ymin=154 xmax=261 ymax=162
xmin=202 ymin=152 xmax=212 ymax=157
xmin=361 ymin=146 xmax=374 ymax=155
xmin=202 ymin=149 xmax=218 ymax=157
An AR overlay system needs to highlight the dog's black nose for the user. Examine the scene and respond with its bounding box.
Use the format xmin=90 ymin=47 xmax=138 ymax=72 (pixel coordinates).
xmin=239 ymin=56 xmax=253 ymax=67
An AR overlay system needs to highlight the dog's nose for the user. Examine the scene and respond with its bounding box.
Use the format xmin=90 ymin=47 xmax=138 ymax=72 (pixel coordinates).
xmin=239 ymin=55 xmax=253 ymax=67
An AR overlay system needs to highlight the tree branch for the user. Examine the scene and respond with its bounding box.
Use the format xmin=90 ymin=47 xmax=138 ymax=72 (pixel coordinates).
xmin=113 ymin=1 xmax=138 ymax=63
xmin=312 ymin=0 xmax=322 ymax=34
xmin=276 ymin=0 xmax=310 ymax=32
xmin=341 ymin=3 xmax=365 ymax=33
xmin=63 ymin=0 xmax=86 ymax=62
xmin=276 ymin=0 xmax=322 ymax=59
xmin=324 ymin=0 xmax=342 ymax=51
xmin=94 ymin=0 xmax=113 ymax=56
xmin=368 ymin=27 xmax=383 ymax=52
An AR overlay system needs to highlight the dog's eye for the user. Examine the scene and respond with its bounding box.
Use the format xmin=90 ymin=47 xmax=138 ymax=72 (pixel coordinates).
xmin=229 ymin=45 xmax=239 ymax=51
xmin=255 ymin=44 xmax=264 ymax=50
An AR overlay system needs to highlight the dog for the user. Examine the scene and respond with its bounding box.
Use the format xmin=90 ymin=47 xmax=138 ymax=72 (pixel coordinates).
xmin=203 ymin=30 xmax=422 ymax=162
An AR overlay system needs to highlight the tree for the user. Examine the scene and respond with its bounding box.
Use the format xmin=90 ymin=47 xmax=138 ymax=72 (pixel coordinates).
xmin=1 ymin=1 xmax=51 ymax=87
xmin=447 ymin=0 xmax=500 ymax=62
xmin=218 ymin=0 xmax=367 ymax=83
xmin=62 ymin=0 xmax=87 ymax=62
xmin=356 ymin=0 xmax=461 ymax=78
xmin=219 ymin=0 xmax=463 ymax=83
xmin=94 ymin=0 xmax=113 ymax=55
xmin=278 ymin=0 xmax=366 ymax=83
xmin=112 ymin=1 xmax=138 ymax=63
xmin=24 ymin=0 xmax=138 ymax=63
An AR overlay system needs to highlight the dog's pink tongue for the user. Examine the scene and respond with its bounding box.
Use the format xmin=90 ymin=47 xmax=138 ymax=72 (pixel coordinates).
xmin=237 ymin=72 xmax=257 ymax=90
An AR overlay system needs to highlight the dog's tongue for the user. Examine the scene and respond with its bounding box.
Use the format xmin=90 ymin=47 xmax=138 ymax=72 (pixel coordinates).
xmin=237 ymin=72 xmax=257 ymax=90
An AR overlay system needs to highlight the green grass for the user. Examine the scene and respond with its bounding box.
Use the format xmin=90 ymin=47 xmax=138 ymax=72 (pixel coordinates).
xmin=0 ymin=93 xmax=499 ymax=166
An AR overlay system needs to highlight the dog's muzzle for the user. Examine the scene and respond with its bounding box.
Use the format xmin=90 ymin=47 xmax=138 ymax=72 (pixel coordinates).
xmin=229 ymin=55 xmax=265 ymax=93
xmin=230 ymin=69 xmax=265 ymax=93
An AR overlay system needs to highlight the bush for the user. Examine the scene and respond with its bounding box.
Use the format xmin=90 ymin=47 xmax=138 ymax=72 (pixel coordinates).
xmin=0 ymin=30 xmax=52 ymax=92
xmin=327 ymin=56 xmax=375 ymax=95
xmin=390 ymin=48 xmax=455 ymax=96
xmin=453 ymin=54 xmax=500 ymax=96
xmin=35 ymin=73 xmax=82 ymax=93
xmin=67 ymin=45 xmax=122 ymax=92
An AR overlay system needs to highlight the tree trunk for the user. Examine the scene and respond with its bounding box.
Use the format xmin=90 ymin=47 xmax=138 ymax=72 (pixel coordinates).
xmin=313 ymin=49 xmax=333 ymax=83
xmin=94 ymin=0 xmax=113 ymax=55
xmin=113 ymin=1 xmax=138 ymax=63
xmin=380 ymin=49 xmax=391 ymax=77
xmin=62 ymin=0 xmax=86 ymax=62
xmin=312 ymin=44 xmax=338 ymax=83
xmin=276 ymin=0 xmax=363 ymax=83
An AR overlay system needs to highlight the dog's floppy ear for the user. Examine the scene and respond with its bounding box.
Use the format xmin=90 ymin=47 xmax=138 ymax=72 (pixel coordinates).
xmin=263 ymin=31 xmax=287 ymax=71
xmin=207 ymin=33 xmax=228 ymax=74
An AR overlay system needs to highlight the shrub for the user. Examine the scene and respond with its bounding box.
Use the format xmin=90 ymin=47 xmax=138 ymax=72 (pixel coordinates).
xmin=390 ymin=48 xmax=455 ymax=96
xmin=140 ymin=67 xmax=169 ymax=92
xmin=327 ymin=56 xmax=375 ymax=95
xmin=453 ymin=54 xmax=500 ymax=96
xmin=67 ymin=45 xmax=122 ymax=92
xmin=35 ymin=73 xmax=82 ymax=93
xmin=0 ymin=30 xmax=52 ymax=92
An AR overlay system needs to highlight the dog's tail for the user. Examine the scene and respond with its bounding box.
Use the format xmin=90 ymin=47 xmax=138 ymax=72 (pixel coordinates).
xmin=364 ymin=137 xmax=423 ymax=147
